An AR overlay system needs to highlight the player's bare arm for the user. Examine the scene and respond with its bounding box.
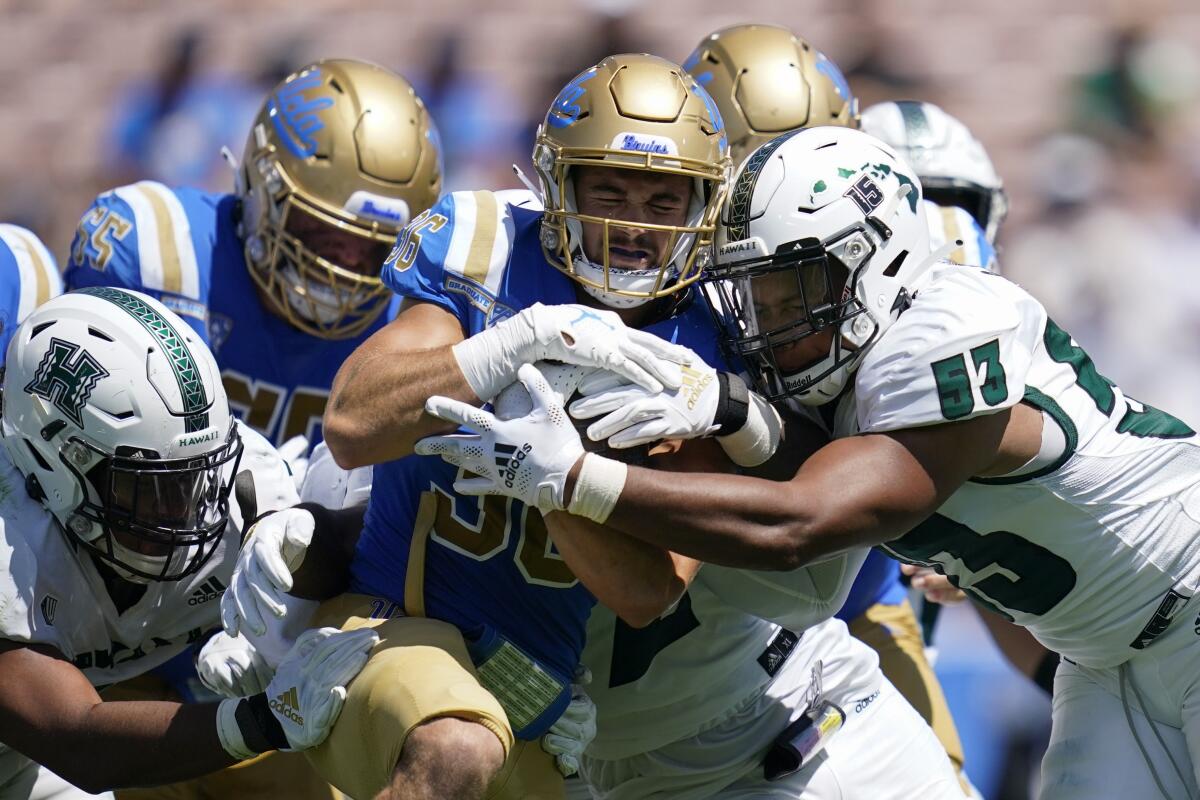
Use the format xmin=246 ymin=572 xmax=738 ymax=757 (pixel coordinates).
xmin=589 ymin=404 xmax=1039 ymax=570
xmin=0 ymin=641 xmax=238 ymax=792
xmin=324 ymin=299 xmax=471 ymax=468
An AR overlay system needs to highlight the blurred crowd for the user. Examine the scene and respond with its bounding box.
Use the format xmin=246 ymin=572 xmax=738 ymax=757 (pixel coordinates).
xmin=2 ymin=1 xmax=1199 ymax=796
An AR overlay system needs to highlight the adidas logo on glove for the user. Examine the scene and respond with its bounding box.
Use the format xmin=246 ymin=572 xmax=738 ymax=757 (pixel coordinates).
xmin=270 ymin=686 xmax=304 ymax=725
xmin=495 ymin=442 xmax=533 ymax=489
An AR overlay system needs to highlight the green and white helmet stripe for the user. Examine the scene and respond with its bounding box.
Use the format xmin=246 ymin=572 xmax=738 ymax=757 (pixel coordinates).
xmin=726 ymin=129 xmax=801 ymax=242
xmin=74 ymin=286 xmax=210 ymax=432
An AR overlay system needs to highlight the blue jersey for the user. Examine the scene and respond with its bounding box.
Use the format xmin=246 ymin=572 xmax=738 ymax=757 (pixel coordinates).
xmin=64 ymin=181 xmax=398 ymax=447
xmin=0 ymin=225 xmax=61 ymax=367
xmin=350 ymin=190 xmax=725 ymax=735
xmin=835 ymin=549 xmax=907 ymax=621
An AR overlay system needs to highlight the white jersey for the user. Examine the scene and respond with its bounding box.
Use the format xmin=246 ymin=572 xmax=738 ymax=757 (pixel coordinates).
xmin=581 ymin=550 xmax=867 ymax=761
xmin=832 ymin=263 xmax=1200 ymax=668
xmin=0 ymin=420 xmax=297 ymax=686
xmin=923 ymin=199 xmax=997 ymax=272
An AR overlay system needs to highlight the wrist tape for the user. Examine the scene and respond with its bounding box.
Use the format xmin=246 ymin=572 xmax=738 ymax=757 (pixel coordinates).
xmin=567 ymin=454 xmax=628 ymax=525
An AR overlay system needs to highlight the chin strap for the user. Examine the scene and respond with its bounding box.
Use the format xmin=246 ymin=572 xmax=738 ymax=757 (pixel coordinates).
xmin=512 ymin=164 xmax=544 ymax=204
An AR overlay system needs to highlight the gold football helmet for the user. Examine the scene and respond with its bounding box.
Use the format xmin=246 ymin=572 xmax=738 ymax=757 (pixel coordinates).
xmin=240 ymin=58 xmax=442 ymax=339
xmin=533 ymin=54 xmax=730 ymax=308
xmin=684 ymin=25 xmax=859 ymax=164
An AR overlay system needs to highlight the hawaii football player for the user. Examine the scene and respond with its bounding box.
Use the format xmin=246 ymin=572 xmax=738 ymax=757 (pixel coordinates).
xmin=64 ymin=58 xmax=442 ymax=455
xmin=682 ymin=24 xmax=975 ymax=790
xmin=0 ymin=224 xmax=62 ymax=368
xmin=0 ymin=289 xmax=375 ymax=797
xmin=430 ymin=125 xmax=1200 ymax=799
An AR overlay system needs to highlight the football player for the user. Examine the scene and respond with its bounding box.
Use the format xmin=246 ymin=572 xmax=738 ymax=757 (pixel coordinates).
xmin=432 ymin=126 xmax=1200 ymax=799
xmin=64 ymin=58 xmax=442 ymax=456
xmin=0 ymin=224 xmax=62 ymax=367
xmin=286 ymin=54 xmax=796 ymax=800
xmin=860 ymin=100 xmax=1006 ymax=271
xmin=683 ymin=23 xmax=973 ymax=791
xmin=0 ymin=289 xmax=376 ymax=798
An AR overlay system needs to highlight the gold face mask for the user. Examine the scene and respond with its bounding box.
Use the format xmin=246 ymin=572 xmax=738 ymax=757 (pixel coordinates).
xmin=240 ymin=58 xmax=443 ymax=339
xmin=533 ymin=54 xmax=731 ymax=308
xmin=684 ymin=24 xmax=860 ymax=165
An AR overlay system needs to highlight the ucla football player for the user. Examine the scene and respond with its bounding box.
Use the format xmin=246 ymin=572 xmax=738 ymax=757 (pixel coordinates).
xmin=442 ymin=125 xmax=1200 ymax=799
xmin=0 ymin=289 xmax=375 ymax=798
xmin=861 ymin=100 xmax=1006 ymax=271
xmin=0 ymin=224 xmax=62 ymax=368
xmin=268 ymin=53 xmax=802 ymax=800
xmin=64 ymin=58 xmax=442 ymax=455
xmin=683 ymin=23 xmax=975 ymax=790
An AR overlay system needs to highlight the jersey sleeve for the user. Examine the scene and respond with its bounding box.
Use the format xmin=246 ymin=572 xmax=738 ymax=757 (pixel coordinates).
xmin=697 ymin=548 xmax=866 ymax=632
xmin=0 ymin=225 xmax=62 ymax=365
xmin=381 ymin=190 xmax=517 ymax=334
xmin=856 ymin=268 xmax=1042 ymax=432
xmin=64 ymin=181 xmax=209 ymax=341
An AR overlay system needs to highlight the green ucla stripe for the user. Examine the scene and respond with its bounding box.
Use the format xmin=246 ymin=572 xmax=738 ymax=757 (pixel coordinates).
xmin=726 ymin=129 xmax=801 ymax=242
xmin=74 ymin=287 xmax=210 ymax=432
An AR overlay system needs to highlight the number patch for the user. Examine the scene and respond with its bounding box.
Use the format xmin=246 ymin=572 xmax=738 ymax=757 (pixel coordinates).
xmin=886 ymin=514 xmax=1077 ymax=621
xmin=930 ymin=338 xmax=1009 ymax=420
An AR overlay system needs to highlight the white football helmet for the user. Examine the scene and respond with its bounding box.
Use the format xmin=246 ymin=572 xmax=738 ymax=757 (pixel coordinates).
xmin=1 ymin=288 xmax=242 ymax=582
xmin=860 ymin=100 xmax=1008 ymax=244
xmin=704 ymin=127 xmax=935 ymax=404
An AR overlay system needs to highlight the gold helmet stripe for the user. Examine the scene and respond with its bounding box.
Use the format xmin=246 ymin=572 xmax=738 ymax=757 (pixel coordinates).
xmin=0 ymin=224 xmax=59 ymax=319
xmin=110 ymin=181 xmax=199 ymax=299
xmin=938 ymin=206 xmax=968 ymax=266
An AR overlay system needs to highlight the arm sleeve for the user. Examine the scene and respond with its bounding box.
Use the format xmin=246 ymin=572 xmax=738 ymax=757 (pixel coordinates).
xmin=380 ymin=192 xmax=473 ymax=326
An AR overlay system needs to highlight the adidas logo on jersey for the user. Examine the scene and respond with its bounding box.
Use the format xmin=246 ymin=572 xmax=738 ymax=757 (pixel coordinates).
xmin=270 ymin=686 xmax=304 ymax=725
xmin=495 ymin=442 xmax=533 ymax=489
xmin=187 ymin=576 xmax=227 ymax=606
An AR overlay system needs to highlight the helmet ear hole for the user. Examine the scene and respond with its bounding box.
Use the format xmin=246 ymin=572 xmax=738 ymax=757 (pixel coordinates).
xmin=882 ymin=251 xmax=907 ymax=278
xmin=23 ymin=438 xmax=52 ymax=471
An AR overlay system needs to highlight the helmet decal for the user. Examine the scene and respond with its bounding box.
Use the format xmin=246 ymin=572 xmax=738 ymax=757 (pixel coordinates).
xmin=268 ymin=69 xmax=335 ymax=158
xmin=547 ymin=68 xmax=598 ymax=129
xmin=75 ymin=286 xmax=210 ymax=432
xmin=24 ymin=338 xmax=109 ymax=428
xmin=814 ymin=51 xmax=853 ymax=102
xmin=726 ymin=129 xmax=801 ymax=241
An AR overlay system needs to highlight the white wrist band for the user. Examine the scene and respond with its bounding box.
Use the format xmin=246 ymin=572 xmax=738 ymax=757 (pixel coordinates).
xmin=567 ymin=454 xmax=628 ymax=525
xmin=717 ymin=393 xmax=783 ymax=467
xmin=216 ymin=698 xmax=257 ymax=761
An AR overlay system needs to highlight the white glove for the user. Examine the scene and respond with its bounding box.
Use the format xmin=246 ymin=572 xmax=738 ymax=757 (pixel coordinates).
xmin=277 ymin=436 xmax=310 ymax=492
xmin=450 ymin=302 xmax=692 ymax=403
xmin=540 ymin=667 xmax=597 ymax=777
xmin=568 ymin=356 xmax=724 ymax=448
xmin=415 ymin=363 xmax=585 ymax=511
xmin=265 ymin=626 xmax=377 ymax=750
xmin=197 ymin=631 xmax=275 ymax=698
xmin=222 ymin=508 xmax=314 ymax=639
xmin=215 ymin=626 xmax=378 ymax=758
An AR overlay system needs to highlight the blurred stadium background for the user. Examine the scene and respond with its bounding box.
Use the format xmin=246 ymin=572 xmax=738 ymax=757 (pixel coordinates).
xmin=3 ymin=0 xmax=1199 ymax=796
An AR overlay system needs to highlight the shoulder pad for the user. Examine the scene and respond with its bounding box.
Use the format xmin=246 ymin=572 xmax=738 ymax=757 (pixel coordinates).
xmin=66 ymin=181 xmax=204 ymax=300
xmin=856 ymin=266 xmax=1043 ymax=431
xmin=382 ymin=190 xmax=520 ymax=319
xmin=925 ymin=201 xmax=997 ymax=272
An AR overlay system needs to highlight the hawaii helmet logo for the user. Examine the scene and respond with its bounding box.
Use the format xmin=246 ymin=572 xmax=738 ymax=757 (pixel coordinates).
xmin=24 ymin=337 xmax=109 ymax=428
